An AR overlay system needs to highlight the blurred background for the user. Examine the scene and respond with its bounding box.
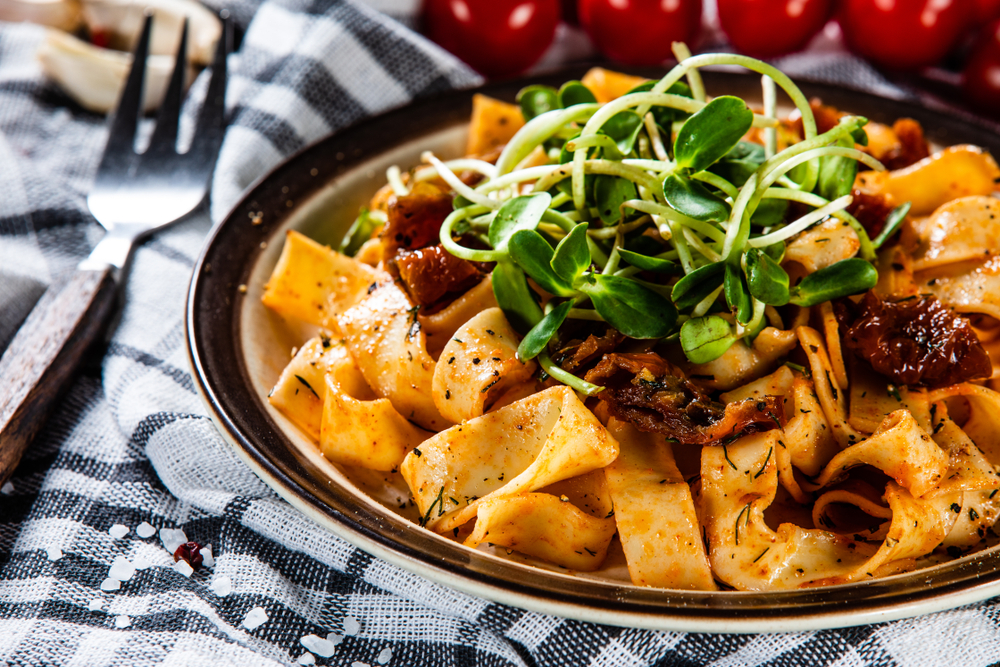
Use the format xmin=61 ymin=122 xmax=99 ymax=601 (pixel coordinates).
xmin=409 ymin=0 xmax=1000 ymax=120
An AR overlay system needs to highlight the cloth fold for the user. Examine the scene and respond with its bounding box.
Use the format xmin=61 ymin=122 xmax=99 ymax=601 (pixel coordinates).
xmin=1 ymin=2 xmax=998 ymax=666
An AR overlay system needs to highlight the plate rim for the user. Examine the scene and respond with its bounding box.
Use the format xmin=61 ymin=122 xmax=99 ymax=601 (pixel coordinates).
xmin=186 ymin=67 xmax=1000 ymax=632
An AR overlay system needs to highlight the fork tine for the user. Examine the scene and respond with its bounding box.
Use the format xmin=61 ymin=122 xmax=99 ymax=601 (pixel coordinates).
xmin=99 ymin=13 xmax=153 ymax=165
xmin=189 ymin=15 xmax=230 ymax=160
xmin=145 ymin=18 xmax=189 ymax=156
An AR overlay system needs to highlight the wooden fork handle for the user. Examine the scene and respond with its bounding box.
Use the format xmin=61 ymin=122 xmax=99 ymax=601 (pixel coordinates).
xmin=0 ymin=266 xmax=117 ymax=486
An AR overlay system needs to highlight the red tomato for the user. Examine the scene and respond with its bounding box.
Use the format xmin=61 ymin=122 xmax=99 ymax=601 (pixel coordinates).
xmin=963 ymin=21 xmax=1000 ymax=116
xmin=718 ymin=0 xmax=833 ymax=59
xmin=423 ymin=0 xmax=560 ymax=79
xmin=838 ymin=0 xmax=970 ymax=71
xmin=973 ymin=0 xmax=1000 ymax=24
xmin=577 ymin=0 xmax=702 ymax=67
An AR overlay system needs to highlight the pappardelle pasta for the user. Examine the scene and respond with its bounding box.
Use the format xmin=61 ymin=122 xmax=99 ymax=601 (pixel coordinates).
xmin=261 ymin=51 xmax=1000 ymax=592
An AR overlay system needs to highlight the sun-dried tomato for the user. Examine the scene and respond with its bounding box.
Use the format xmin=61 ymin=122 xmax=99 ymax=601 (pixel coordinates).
xmin=842 ymin=291 xmax=991 ymax=388
xmin=584 ymin=353 xmax=786 ymax=445
xmin=381 ymin=186 xmax=454 ymax=261
xmin=880 ymin=118 xmax=930 ymax=171
xmin=394 ymin=244 xmax=483 ymax=307
xmin=847 ymin=188 xmax=899 ymax=240
xmin=174 ymin=541 xmax=204 ymax=571
xmin=554 ymin=327 xmax=626 ymax=374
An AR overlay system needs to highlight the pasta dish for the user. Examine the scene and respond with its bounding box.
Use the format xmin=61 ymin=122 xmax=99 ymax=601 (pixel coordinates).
xmin=258 ymin=51 xmax=1000 ymax=592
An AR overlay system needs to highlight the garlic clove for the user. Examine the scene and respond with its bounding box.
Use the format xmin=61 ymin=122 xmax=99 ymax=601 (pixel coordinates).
xmin=0 ymin=0 xmax=83 ymax=32
xmin=82 ymin=0 xmax=221 ymax=65
xmin=37 ymin=28 xmax=194 ymax=114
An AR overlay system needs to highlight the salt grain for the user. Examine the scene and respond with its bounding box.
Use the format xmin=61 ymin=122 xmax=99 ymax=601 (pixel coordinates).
xmin=173 ymin=559 xmax=194 ymax=577
xmin=351 ymin=662 xmax=370 ymax=667
xmin=1 ymin=481 xmax=14 ymax=495
xmin=201 ymin=544 xmax=215 ymax=568
xmin=87 ymin=599 xmax=105 ymax=612
xmin=132 ymin=554 xmax=153 ymax=570
xmin=108 ymin=556 xmax=135 ymax=582
xmin=210 ymin=575 xmax=232 ymax=597
xmin=45 ymin=546 xmax=62 ymax=561
xmin=108 ymin=524 xmax=129 ymax=539
xmin=159 ymin=528 xmax=187 ymax=554
xmin=343 ymin=616 xmax=361 ymax=636
xmin=242 ymin=606 xmax=268 ymax=630
xmin=377 ymin=648 xmax=393 ymax=665
xmin=300 ymin=634 xmax=337 ymax=658
xmin=100 ymin=578 xmax=120 ymax=591
xmin=326 ymin=633 xmax=344 ymax=646
xmin=135 ymin=522 xmax=156 ymax=538
xmin=114 ymin=615 xmax=131 ymax=628
xmin=297 ymin=653 xmax=315 ymax=665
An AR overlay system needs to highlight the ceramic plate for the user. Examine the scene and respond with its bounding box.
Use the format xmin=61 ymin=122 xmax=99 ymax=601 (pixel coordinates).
xmin=186 ymin=69 xmax=1000 ymax=632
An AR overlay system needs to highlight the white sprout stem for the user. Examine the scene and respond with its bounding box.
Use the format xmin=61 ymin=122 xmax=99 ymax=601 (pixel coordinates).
xmin=495 ymin=104 xmax=600 ymax=176
xmin=645 ymin=53 xmax=817 ymax=140
xmin=723 ymin=172 xmax=759 ymax=258
xmin=748 ymin=194 xmax=853 ymax=248
xmin=759 ymin=118 xmax=875 ymax=187
xmin=422 ymin=152 xmax=498 ymax=209
xmin=386 ymin=165 xmax=409 ymax=196
xmin=438 ymin=205 xmax=501 ymax=262
xmin=621 ymin=200 xmax=726 ymax=243
xmin=663 ymin=218 xmax=695 ymax=273
xmin=622 ymin=158 xmax=675 ymax=172
xmin=692 ymin=171 xmax=739 ymax=200
xmin=535 ymin=159 xmax=663 ymax=197
xmin=476 ymin=164 xmax=562 ymax=193
xmin=692 ymin=284 xmax=725 ymax=317
xmin=588 ymin=216 xmax=651 ymax=238
xmin=672 ymin=42 xmax=706 ymax=102
xmin=644 ymin=113 xmax=669 ymax=161
xmin=567 ymin=134 xmax=621 ymax=156
xmin=762 ymin=75 xmax=777 ymax=159
xmin=367 ymin=209 xmax=388 ymax=224
xmin=683 ymin=227 xmax=721 ymax=262
xmin=761 ymin=187 xmax=873 ymax=258
xmin=413 ymin=159 xmax=498 ymax=185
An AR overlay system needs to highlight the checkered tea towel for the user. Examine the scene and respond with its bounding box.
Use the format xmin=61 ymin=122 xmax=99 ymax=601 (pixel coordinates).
xmin=2 ymin=2 xmax=1000 ymax=665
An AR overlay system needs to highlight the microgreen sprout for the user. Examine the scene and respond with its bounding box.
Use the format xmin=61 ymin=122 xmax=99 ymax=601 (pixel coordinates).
xmin=402 ymin=48 xmax=899 ymax=392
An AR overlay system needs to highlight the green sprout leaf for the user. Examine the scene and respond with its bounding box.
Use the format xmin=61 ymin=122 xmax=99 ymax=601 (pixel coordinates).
xmin=680 ymin=316 xmax=736 ymax=364
xmin=627 ymin=80 xmax=693 ymax=127
xmin=674 ymin=96 xmax=754 ymax=174
xmin=751 ymin=198 xmax=788 ymax=227
xmin=724 ymin=262 xmax=753 ymax=325
xmin=518 ymin=300 xmax=573 ymax=361
xmin=508 ymin=229 xmax=577 ymax=297
xmin=339 ymin=207 xmax=379 ymax=256
xmin=745 ymin=247 xmax=790 ymax=306
xmin=593 ymin=175 xmax=638 ymax=225
xmin=671 ymin=261 xmax=725 ymax=311
xmin=581 ymin=274 xmax=677 ymax=339
xmin=600 ymin=110 xmax=644 ymax=155
xmin=617 ymin=248 xmax=681 ymax=274
xmin=517 ymin=85 xmax=560 ymax=121
xmin=709 ymin=141 xmax=765 ymax=187
xmin=488 ymin=193 xmax=552 ymax=253
xmin=557 ymin=80 xmax=597 ymax=108
xmin=872 ymin=202 xmax=911 ymax=249
xmin=816 ymin=136 xmax=858 ymax=201
xmin=662 ymin=173 xmax=731 ymax=222
xmin=788 ymin=258 xmax=878 ymax=307
xmin=551 ymin=223 xmax=592 ymax=285
xmin=492 ymin=260 xmax=543 ymax=334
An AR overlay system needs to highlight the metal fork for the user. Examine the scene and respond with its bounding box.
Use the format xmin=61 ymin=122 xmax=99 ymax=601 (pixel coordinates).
xmin=0 ymin=13 xmax=230 ymax=485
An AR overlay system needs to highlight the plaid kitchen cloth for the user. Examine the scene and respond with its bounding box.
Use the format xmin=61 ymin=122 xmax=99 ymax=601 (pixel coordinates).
xmin=3 ymin=2 xmax=1000 ymax=665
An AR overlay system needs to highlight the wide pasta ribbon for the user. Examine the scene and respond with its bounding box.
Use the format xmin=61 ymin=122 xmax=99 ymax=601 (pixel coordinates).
xmin=432 ymin=308 xmax=536 ymax=424
xmin=262 ymin=230 xmax=384 ymax=328
xmin=400 ymin=386 xmax=619 ymax=532
xmin=339 ymin=281 xmax=449 ymax=431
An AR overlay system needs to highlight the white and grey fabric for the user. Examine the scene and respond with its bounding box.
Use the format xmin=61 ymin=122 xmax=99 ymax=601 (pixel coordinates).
xmin=1 ymin=3 xmax=999 ymax=666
